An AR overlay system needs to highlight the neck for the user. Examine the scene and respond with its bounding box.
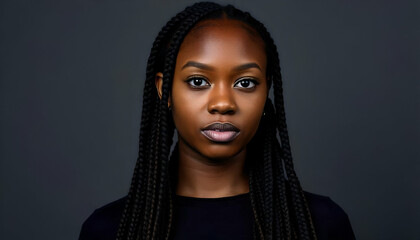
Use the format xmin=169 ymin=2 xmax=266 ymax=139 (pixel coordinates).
xmin=176 ymin=140 xmax=249 ymax=198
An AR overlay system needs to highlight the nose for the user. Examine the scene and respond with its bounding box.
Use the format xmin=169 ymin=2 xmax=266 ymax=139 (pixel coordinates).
xmin=207 ymin=84 xmax=237 ymax=115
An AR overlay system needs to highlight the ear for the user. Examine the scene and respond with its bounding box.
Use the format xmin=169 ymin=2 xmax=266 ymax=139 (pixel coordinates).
xmin=155 ymin=72 xmax=164 ymax=99
xmin=154 ymin=72 xmax=172 ymax=108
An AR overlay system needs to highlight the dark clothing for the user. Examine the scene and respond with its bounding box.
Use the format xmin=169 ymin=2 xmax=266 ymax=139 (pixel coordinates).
xmin=172 ymin=193 xmax=254 ymax=240
xmin=79 ymin=192 xmax=355 ymax=240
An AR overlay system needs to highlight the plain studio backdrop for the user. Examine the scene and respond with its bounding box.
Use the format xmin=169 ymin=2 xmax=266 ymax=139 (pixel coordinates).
xmin=0 ymin=0 xmax=419 ymax=239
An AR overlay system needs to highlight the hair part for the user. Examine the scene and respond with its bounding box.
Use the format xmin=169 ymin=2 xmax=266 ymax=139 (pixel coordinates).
xmin=116 ymin=2 xmax=317 ymax=240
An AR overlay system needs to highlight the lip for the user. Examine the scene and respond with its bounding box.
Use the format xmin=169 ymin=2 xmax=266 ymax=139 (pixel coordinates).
xmin=201 ymin=122 xmax=240 ymax=143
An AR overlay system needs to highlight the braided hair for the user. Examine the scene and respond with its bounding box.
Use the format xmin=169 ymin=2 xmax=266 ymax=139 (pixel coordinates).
xmin=116 ymin=2 xmax=317 ymax=240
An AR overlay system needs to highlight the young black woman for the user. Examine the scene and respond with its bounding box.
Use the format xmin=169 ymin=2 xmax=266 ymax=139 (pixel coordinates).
xmin=79 ymin=2 xmax=355 ymax=240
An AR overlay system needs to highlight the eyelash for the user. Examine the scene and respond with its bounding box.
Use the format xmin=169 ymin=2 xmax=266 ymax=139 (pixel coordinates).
xmin=185 ymin=76 xmax=210 ymax=88
xmin=185 ymin=76 xmax=259 ymax=89
xmin=234 ymin=77 xmax=259 ymax=89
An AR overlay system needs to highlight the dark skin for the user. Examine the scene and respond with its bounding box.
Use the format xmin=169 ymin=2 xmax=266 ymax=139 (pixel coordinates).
xmin=156 ymin=19 xmax=268 ymax=198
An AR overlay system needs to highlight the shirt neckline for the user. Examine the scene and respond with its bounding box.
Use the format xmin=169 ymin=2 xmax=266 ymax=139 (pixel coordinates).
xmin=175 ymin=192 xmax=250 ymax=202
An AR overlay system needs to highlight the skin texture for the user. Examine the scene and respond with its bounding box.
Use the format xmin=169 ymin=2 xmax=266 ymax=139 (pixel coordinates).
xmin=156 ymin=19 xmax=268 ymax=198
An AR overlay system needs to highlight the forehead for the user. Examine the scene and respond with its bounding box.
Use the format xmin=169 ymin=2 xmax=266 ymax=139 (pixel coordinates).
xmin=176 ymin=19 xmax=266 ymax=65
xmin=189 ymin=18 xmax=262 ymax=41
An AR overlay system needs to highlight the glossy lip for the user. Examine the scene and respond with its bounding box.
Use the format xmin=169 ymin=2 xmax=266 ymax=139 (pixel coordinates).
xmin=201 ymin=122 xmax=240 ymax=143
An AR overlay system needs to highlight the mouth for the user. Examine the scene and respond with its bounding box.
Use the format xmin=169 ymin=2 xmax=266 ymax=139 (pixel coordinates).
xmin=201 ymin=122 xmax=240 ymax=143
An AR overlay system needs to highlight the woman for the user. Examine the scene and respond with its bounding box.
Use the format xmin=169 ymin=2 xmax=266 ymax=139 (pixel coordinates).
xmin=79 ymin=2 xmax=355 ymax=240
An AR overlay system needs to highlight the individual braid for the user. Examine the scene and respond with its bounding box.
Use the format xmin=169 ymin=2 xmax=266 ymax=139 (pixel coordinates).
xmin=268 ymin=99 xmax=292 ymax=239
xmin=273 ymin=133 xmax=292 ymax=239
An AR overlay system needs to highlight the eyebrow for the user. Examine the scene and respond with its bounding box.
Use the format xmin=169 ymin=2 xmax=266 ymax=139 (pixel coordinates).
xmin=181 ymin=61 xmax=262 ymax=72
xmin=233 ymin=62 xmax=261 ymax=71
xmin=182 ymin=61 xmax=214 ymax=70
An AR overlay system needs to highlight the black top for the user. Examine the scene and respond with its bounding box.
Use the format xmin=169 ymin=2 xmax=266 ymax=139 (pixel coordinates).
xmin=172 ymin=193 xmax=254 ymax=240
xmin=79 ymin=192 xmax=355 ymax=240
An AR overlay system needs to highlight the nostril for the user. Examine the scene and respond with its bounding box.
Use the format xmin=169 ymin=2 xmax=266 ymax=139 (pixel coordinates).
xmin=207 ymin=89 xmax=237 ymax=114
xmin=208 ymin=104 xmax=236 ymax=115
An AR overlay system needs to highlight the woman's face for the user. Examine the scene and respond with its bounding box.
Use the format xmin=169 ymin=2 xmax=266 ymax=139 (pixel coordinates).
xmin=170 ymin=19 xmax=268 ymax=160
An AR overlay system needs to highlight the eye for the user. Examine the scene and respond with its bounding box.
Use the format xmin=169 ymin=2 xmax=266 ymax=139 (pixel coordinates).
xmin=186 ymin=76 xmax=210 ymax=88
xmin=234 ymin=78 xmax=258 ymax=89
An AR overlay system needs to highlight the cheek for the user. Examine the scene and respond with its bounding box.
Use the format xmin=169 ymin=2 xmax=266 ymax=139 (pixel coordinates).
xmin=237 ymin=94 xmax=267 ymax=140
xmin=170 ymin=84 xmax=205 ymax=133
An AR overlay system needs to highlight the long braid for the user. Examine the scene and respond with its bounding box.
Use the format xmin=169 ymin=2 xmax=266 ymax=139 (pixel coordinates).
xmin=165 ymin=143 xmax=179 ymax=240
xmin=143 ymin=104 xmax=161 ymax=239
xmin=264 ymin=99 xmax=282 ymax=240
xmin=267 ymin=98 xmax=292 ymax=239
xmin=262 ymin=112 xmax=274 ymax=239
xmin=118 ymin=2 xmax=317 ymax=240
xmin=273 ymin=133 xmax=292 ymax=239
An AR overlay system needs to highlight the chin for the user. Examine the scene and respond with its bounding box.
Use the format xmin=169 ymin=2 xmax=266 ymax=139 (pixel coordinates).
xmin=199 ymin=144 xmax=245 ymax=162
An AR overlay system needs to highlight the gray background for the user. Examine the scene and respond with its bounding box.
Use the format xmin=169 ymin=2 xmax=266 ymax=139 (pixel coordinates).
xmin=1 ymin=0 xmax=419 ymax=239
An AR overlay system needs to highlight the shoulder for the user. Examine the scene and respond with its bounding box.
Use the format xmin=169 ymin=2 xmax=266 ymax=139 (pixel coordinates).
xmin=79 ymin=196 xmax=127 ymax=240
xmin=304 ymin=191 xmax=356 ymax=240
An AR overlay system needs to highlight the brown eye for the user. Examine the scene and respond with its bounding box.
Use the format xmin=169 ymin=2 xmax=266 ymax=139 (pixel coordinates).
xmin=186 ymin=76 xmax=210 ymax=88
xmin=234 ymin=78 xmax=257 ymax=89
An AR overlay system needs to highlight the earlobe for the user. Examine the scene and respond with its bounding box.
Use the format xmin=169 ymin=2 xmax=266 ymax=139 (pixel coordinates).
xmin=155 ymin=72 xmax=163 ymax=99
xmin=154 ymin=72 xmax=172 ymax=108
